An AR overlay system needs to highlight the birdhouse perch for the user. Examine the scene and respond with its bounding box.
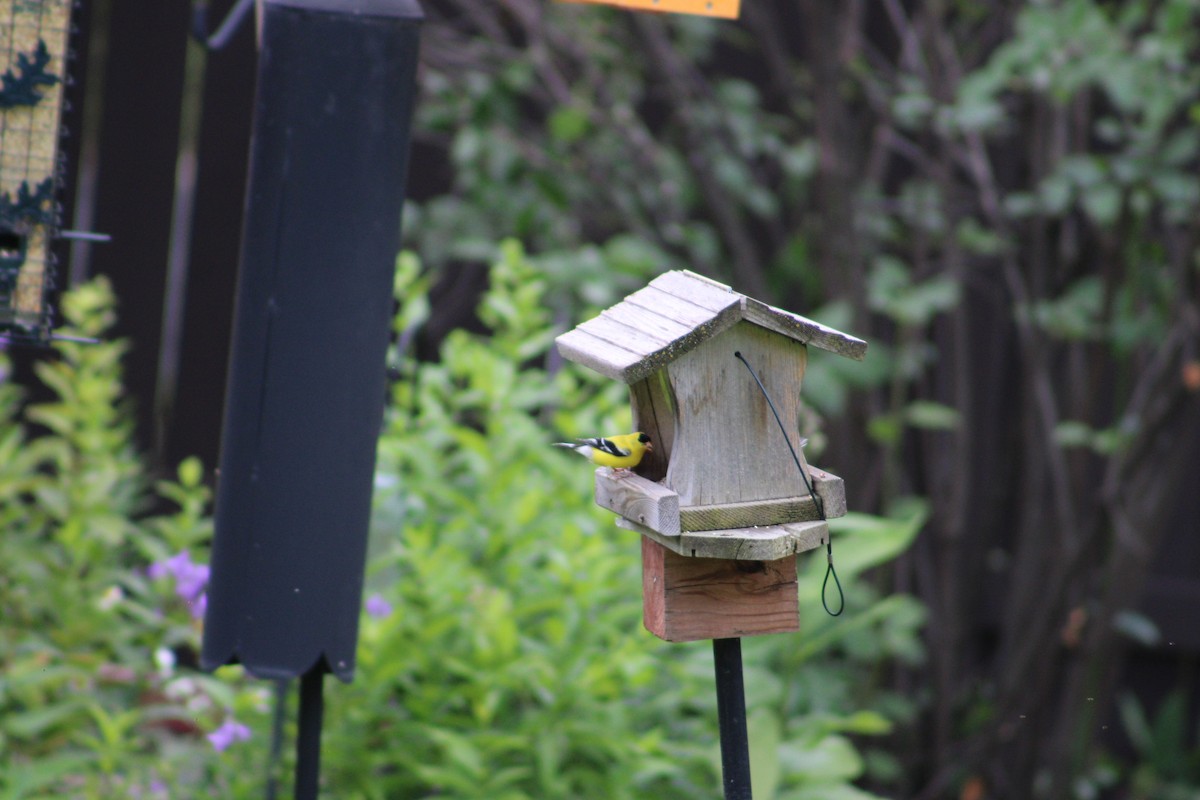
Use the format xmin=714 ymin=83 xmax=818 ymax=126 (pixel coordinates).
xmin=556 ymin=270 xmax=866 ymax=642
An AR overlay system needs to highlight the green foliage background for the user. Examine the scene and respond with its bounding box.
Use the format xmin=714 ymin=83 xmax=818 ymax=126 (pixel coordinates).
xmin=396 ymin=0 xmax=1198 ymax=795
xmin=4 ymin=0 xmax=1200 ymax=797
xmin=2 ymin=258 xmax=924 ymax=799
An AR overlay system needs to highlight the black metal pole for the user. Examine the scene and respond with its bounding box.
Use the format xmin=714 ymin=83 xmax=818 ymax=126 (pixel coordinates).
xmin=295 ymin=668 xmax=324 ymax=800
xmin=713 ymin=637 xmax=752 ymax=800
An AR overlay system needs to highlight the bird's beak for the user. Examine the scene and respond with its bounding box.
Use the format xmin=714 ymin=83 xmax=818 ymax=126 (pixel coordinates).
xmin=646 ymin=442 xmax=653 ymax=452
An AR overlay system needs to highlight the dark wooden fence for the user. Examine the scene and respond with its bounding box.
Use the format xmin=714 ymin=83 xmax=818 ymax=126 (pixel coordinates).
xmin=61 ymin=0 xmax=256 ymax=472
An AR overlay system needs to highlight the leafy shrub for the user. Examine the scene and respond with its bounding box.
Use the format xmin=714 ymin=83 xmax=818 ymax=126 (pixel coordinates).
xmin=2 ymin=254 xmax=927 ymax=799
xmin=319 ymin=241 xmax=927 ymax=799
xmin=0 ymin=278 xmax=266 ymax=800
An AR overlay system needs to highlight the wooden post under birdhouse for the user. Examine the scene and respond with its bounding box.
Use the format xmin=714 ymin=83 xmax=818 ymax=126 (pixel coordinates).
xmin=556 ymin=270 xmax=867 ymax=642
xmin=640 ymin=536 xmax=800 ymax=642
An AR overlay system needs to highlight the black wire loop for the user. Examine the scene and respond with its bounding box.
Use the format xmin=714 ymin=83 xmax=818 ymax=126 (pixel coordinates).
xmin=821 ymin=539 xmax=845 ymax=616
xmin=734 ymin=351 xmax=844 ymax=617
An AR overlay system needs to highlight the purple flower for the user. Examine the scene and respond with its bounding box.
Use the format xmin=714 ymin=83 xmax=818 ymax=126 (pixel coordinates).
xmin=365 ymin=594 xmax=393 ymax=619
xmin=189 ymin=592 xmax=208 ymax=620
xmin=150 ymin=551 xmax=211 ymax=603
xmin=207 ymin=718 xmax=252 ymax=752
xmin=132 ymin=778 xmax=168 ymax=799
xmin=171 ymin=555 xmax=210 ymax=602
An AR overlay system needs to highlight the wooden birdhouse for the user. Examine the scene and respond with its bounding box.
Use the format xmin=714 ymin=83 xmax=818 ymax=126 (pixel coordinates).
xmin=556 ymin=270 xmax=867 ymax=642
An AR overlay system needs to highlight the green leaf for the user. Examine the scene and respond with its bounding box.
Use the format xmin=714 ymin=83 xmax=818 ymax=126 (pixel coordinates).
xmin=549 ymin=105 xmax=591 ymax=144
xmin=805 ymin=710 xmax=894 ymax=737
xmin=177 ymin=456 xmax=203 ymax=488
xmin=748 ymin=708 xmax=783 ymax=798
xmin=904 ymin=401 xmax=961 ymax=431
xmin=867 ymin=412 xmax=902 ymax=446
xmin=955 ymin=218 xmax=1008 ymax=256
xmin=1119 ymin=693 xmax=1154 ymax=755
xmin=867 ymin=257 xmax=960 ymax=327
xmin=807 ymin=502 xmax=927 ymax=586
xmin=3 ymin=698 xmax=89 ymax=739
xmin=778 ymin=734 xmax=864 ymax=784
xmin=1 ymin=751 xmax=96 ymax=797
xmin=1054 ymin=419 xmax=1131 ymax=455
xmin=1082 ymin=182 xmax=1122 ymax=226
xmin=1112 ymin=609 xmax=1160 ymax=646
xmin=781 ymin=783 xmax=888 ymax=800
xmin=1022 ymin=277 xmax=1104 ymax=341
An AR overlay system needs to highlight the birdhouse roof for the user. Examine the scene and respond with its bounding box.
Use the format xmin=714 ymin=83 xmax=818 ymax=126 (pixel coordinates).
xmin=555 ymin=269 xmax=867 ymax=384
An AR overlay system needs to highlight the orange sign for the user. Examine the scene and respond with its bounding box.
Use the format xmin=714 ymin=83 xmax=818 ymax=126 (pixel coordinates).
xmin=558 ymin=0 xmax=740 ymax=20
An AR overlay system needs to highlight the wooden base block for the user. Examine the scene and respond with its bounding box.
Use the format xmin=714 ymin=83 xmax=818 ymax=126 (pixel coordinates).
xmin=641 ymin=536 xmax=799 ymax=643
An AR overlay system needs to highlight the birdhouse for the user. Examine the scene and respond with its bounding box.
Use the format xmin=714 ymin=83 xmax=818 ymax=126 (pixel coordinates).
xmin=556 ymin=270 xmax=866 ymax=642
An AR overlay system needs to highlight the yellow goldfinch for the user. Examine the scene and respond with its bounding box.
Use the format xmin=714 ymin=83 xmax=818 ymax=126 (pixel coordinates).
xmin=553 ymin=432 xmax=652 ymax=471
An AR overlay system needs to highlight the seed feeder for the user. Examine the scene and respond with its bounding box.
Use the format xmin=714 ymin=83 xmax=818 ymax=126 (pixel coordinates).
xmin=556 ymin=269 xmax=867 ymax=798
xmin=0 ymin=1 xmax=74 ymax=343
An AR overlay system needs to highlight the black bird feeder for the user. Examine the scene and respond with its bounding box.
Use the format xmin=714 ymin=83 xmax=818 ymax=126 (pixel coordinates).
xmin=201 ymin=1 xmax=422 ymax=797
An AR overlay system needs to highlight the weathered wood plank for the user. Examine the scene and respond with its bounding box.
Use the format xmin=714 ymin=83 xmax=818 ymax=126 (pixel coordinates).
xmin=680 ymin=495 xmax=820 ymax=531
xmin=629 ymin=369 xmax=676 ymax=481
xmin=617 ymin=344 xmax=691 ymax=385
xmin=641 ymin=536 xmax=800 ymax=642
xmin=664 ymin=321 xmax=810 ymax=506
xmin=599 ymin=469 xmax=844 ymax=533
xmin=601 ymin=300 xmax=696 ymax=342
xmin=625 ymin=285 xmax=728 ymax=329
xmin=675 ymin=470 xmax=846 ymax=530
xmin=575 ymin=313 xmax=674 ymax=356
xmin=557 ymin=269 xmax=866 ymax=388
xmin=554 ymin=327 xmax=643 ymax=383
xmin=649 ymin=270 xmax=742 ymax=312
xmin=557 ymin=269 xmax=865 ymax=391
xmin=811 ymin=468 xmax=848 ymax=519
xmin=595 ymin=468 xmax=680 ymax=536
xmin=742 ymin=296 xmax=868 ymax=361
xmin=678 ymin=268 xmax=738 ymax=293
xmin=641 ymin=536 xmax=667 ymax=638
xmin=618 ymin=517 xmax=828 ymax=561
xmin=558 ymin=311 xmax=737 ymax=386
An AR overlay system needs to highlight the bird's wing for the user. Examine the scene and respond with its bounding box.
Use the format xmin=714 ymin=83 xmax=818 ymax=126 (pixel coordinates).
xmin=581 ymin=436 xmax=631 ymax=458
